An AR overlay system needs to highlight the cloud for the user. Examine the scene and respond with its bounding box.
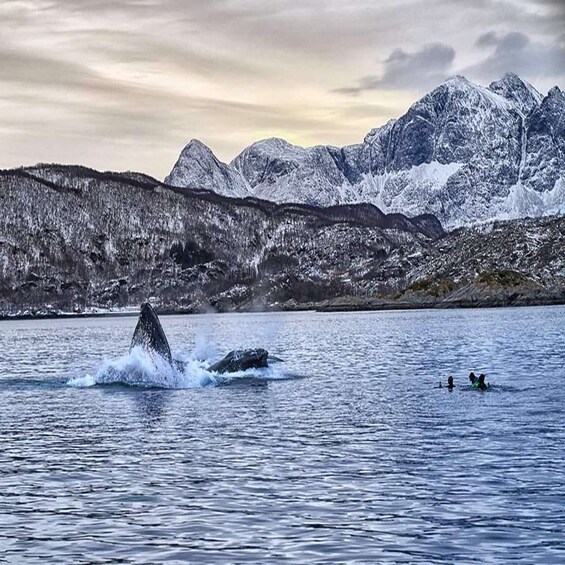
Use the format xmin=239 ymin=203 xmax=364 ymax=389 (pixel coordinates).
xmin=335 ymin=43 xmax=456 ymax=95
xmin=530 ymin=0 xmax=565 ymax=22
xmin=465 ymin=31 xmax=565 ymax=83
xmin=336 ymin=29 xmax=564 ymax=97
xmin=0 ymin=0 xmax=564 ymax=178
xmin=475 ymin=31 xmax=499 ymax=48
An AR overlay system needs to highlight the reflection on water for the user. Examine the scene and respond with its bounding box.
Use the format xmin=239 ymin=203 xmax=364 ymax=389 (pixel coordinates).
xmin=0 ymin=307 xmax=564 ymax=563
xmin=133 ymin=390 xmax=170 ymax=429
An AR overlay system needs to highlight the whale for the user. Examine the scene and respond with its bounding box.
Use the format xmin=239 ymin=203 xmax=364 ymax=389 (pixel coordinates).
xmin=131 ymin=302 xmax=174 ymax=364
xmin=130 ymin=303 xmax=273 ymax=374
xmin=209 ymin=348 xmax=269 ymax=374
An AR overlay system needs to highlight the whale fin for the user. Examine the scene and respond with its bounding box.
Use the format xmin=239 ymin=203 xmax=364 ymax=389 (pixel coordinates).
xmin=130 ymin=303 xmax=173 ymax=364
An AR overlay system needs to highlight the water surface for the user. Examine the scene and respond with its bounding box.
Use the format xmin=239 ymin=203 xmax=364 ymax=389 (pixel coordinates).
xmin=0 ymin=307 xmax=564 ymax=563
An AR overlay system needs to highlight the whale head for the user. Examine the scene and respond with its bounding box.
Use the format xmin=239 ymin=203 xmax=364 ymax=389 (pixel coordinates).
xmin=208 ymin=348 xmax=269 ymax=374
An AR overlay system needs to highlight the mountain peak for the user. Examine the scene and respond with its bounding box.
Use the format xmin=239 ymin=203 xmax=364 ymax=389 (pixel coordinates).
xmin=430 ymin=75 xmax=511 ymax=109
xmin=495 ymin=72 xmax=527 ymax=86
xmin=179 ymin=138 xmax=214 ymax=157
xmin=441 ymin=75 xmax=474 ymax=89
xmin=488 ymin=73 xmax=542 ymax=113
xmin=165 ymin=139 xmax=250 ymax=196
xmin=548 ymin=85 xmax=564 ymax=99
xmin=232 ymin=137 xmax=308 ymax=169
xmin=246 ymin=137 xmax=303 ymax=153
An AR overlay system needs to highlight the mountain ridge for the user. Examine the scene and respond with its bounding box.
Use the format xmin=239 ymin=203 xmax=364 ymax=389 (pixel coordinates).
xmin=0 ymin=164 xmax=563 ymax=316
xmin=166 ymin=73 xmax=565 ymax=228
xmin=1 ymin=164 xmax=444 ymax=238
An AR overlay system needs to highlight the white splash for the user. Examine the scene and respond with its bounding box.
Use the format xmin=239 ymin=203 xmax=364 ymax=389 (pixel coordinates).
xmin=67 ymin=343 xmax=288 ymax=390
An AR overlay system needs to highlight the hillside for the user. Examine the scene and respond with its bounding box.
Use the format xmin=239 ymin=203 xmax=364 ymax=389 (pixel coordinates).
xmin=0 ymin=165 xmax=562 ymax=316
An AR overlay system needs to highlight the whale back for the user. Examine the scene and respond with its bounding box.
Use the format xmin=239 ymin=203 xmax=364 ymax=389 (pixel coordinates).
xmin=130 ymin=303 xmax=172 ymax=364
xmin=209 ymin=348 xmax=269 ymax=374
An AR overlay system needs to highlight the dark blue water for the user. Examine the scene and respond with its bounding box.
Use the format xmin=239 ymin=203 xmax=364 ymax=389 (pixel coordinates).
xmin=0 ymin=306 xmax=564 ymax=563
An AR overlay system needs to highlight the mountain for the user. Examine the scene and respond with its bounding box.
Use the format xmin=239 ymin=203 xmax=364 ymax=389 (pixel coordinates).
xmin=165 ymin=139 xmax=250 ymax=196
xmin=165 ymin=74 xmax=565 ymax=228
xmin=0 ymin=165 xmax=562 ymax=316
xmin=0 ymin=165 xmax=440 ymax=316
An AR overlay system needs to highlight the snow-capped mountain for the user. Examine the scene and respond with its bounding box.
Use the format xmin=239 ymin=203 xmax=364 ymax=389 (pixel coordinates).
xmin=165 ymin=139 xmax=251 ymax=196
xmin=165 ymin=74 xmax=565 ymax=228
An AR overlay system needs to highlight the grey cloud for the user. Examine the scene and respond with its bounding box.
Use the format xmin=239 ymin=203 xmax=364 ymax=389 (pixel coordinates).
xmin=530 ymin=0 xmax=565 ymax=20
xmin=337 ymin=28 xmax=564 ymax=97
xmin=0 ymin=49 xmax=104 ymax=90
xmin=465 ymin=31 xmax=565 ymax=83
xmin=0 ymin=43 xmax=334 ymax=135
xmin=335 ymin=43 xmax=455 ymax=95
xmin=33 ymin=1 xmax=475 ymax=59
xmin=475 ymin=31 xmax=498 ymax=48
xmin=68 ymin=29 xmax=264 ymax=80
xmin=1 ymin=0 xmax=564 ymax=178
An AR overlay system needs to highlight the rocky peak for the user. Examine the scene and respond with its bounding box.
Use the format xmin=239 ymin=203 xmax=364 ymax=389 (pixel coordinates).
xmin=165 ymin=139 xmax=218 ymax=178
xmin=544 ymin=86 xmax=565 ymax=110
xmin=165 ymin=139 xmax=249 ymax=197
xmin=488 ymin=72 xmax=543 ymax=115
xmin=539 ymin=86 xmax=565 ymax=137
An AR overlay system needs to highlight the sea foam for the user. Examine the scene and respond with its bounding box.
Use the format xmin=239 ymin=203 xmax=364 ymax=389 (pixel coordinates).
xmin=67 ymin=343 xmax=286 ymax=389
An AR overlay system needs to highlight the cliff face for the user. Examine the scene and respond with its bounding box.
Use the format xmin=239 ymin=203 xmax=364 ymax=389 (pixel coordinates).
xmin=166 ymin=74 xmax=565 ymax=229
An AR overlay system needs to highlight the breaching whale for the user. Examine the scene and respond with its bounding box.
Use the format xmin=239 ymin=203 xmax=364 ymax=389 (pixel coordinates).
xmin=209 ymin=348 xmax=269 ymax=374
xmin=131 ymin=302 xmax=173 ymax=364
xmin=130 ymin=302 xmax=273 ymax=374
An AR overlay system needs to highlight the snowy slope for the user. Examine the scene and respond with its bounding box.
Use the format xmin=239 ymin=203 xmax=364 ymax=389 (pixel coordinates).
xmin=166 ymin=74 xmax=565 ymax=228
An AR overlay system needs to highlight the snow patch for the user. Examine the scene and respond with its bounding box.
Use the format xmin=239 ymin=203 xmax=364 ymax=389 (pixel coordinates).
xmin=360 ymin=161 xmax=465 ymax=213
xmin=496 ymin=177 xmax=565 ymax=221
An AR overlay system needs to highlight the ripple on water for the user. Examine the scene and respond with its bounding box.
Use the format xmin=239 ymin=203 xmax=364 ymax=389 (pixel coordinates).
xmin=0 ymin=307 xmax=564 ymax=563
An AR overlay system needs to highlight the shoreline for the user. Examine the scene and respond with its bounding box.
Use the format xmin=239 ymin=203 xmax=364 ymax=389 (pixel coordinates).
xmin=1 ymin=294 xmax=564 ymax=321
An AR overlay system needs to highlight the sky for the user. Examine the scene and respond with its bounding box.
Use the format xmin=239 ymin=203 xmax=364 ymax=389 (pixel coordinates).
xmin=0 ymin=0 xmax=564 ymax=179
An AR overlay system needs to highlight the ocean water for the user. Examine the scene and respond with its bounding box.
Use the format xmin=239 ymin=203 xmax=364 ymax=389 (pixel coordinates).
xmin=0 ymin=306 xmax=564 ymax=563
